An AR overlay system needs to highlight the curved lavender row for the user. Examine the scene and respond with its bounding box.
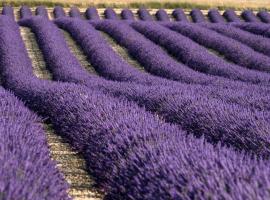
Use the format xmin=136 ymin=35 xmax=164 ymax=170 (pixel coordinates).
xmin=20 ymin=6 xmax=32 ymax=19
xmin=241 ymin=10 xmax=260 ymax=22
xmin=233 ymin=23 xmax=270 ymax=38
xmin=2 ymin=6 xmax=14 ymax=20
xmin=35 ymin=6 xmax=48 ymax=18
xmin=8 ymin=16 xmax=270 ymax=199
xmin=137 ymin=8 xmax=153 ymax=21
xmin=208 ymin=9 xmax=226 ymax=23
xmin=131 ymin=21 xmax=270 ymax=84
xmin=223 ymin=9 xmax=241 ymax=22
xmin=85 ymin=7 xmax=100 ymax=20
xmin=104 ymin=8 xmax=118 ymax=19
xmin=121 ymin=9 xmax=134 ymax=20
xmin=53 ymin=6 xmax=66 ymax=18
xmin=172 ymin=8 xmax=188 ymax=22
xmin=168 ymin=22 xmax=270 ymax=73
xmin=257 ymin=11 xmax=270 ymax=23
xmin=0 ymin=87 xmax=70 ymax=200
xmin=190 ymin=9 xmax=205 ymax=23
xmin=35 ymin=17 xmax=270 ymax=156
xmin=202 ymin=23 xmax=270 ymax=57
xmin=69 ymin=7 xmax=81 ymax=18
xmin=155 ymin=9 xmax=170 ymax=21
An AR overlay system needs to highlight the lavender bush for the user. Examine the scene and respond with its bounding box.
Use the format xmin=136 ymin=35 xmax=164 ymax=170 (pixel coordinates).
xmin=137 ymin=8 xmax=153 ymax=21
xmin=2 ymin=6 xmax=14 ymax=20
xmin=121 ymin=9 xmax=134 ymax=20
xmin=20 ymin=6 xmax=32 ymax=19
xmin=85 ymin=7 xmax=100 ymax=20
xmin=190 ymin=8 xmax=206 ymax=22
xmin=257 ymin=11 xmax=270 ymax=23
xmin=35 ymin=6 xmax=48 ymax=18
xmin=241 ymin=10 xmax=260 ymax=22
xmin=223 ymin=9 xmax=241 ymax=22
xmin=53 ymin=6 xmax=66 ymax=18
xmin=155 ymin=9 xmax=170 ymax=21
xmin=69 ymin=6 xmax=81 ymax=18
xmin=208 ymin=9 xmax=226 ymax=23
xmin=172 ymin=8 xmax=188 ymax=22
xmin=104 ymin=8 xmax=118 ymax=19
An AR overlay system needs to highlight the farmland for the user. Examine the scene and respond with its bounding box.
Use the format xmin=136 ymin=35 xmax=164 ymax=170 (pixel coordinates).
xmin=2 ymin=5 xmax=270 ymax=200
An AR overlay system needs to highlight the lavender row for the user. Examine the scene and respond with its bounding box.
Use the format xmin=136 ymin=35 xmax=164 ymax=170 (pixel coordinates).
xmin=166 ymin=22 xmax=270 ymax=73
xmin=7 ymin=16 xmax=270 ymax=200
xmin=232 ymin=23 xmax=270 ymax=38
xmin=0 ymin=86 xmax=70 ymax=200
xmin=26 ymin=17 xmax=270 ymax=156
xmin=202 ymin=23 xmax=270 ymax=57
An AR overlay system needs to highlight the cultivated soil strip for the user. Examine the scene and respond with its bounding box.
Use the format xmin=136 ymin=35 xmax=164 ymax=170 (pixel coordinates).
xmin=20 ymin=26 xmax=104 ymax=200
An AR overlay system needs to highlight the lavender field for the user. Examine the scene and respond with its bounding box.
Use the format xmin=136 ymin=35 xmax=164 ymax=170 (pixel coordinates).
xmin=2 ymin=5 xmax=270 ymax=200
